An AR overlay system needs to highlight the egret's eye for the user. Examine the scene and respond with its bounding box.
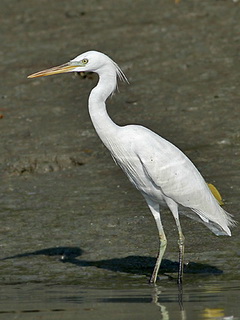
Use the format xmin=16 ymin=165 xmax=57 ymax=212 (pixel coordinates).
xmin=82 ymin=59 xmax=88 ymax=64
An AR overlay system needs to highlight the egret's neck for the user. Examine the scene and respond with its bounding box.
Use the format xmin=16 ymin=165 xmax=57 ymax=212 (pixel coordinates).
xmin=88 ymin=68 xmax=119 ymax=150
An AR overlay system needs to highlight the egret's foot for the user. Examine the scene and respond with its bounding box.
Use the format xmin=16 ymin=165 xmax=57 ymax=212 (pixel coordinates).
xmin=149 ymin=275 xmax=157 ymax=284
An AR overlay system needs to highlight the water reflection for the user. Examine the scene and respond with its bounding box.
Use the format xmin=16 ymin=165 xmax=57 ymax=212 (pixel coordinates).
xmin=202 ymin=308 xmax=225 ymax=319
xmin=0 ymin=281 xmax=238 ymax=319
xmin=152 ymin=284 xmax=237 ymax=320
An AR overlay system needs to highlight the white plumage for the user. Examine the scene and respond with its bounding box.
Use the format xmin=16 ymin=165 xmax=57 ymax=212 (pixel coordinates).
xmin=28 ymin=50 xmax=235 ymax=284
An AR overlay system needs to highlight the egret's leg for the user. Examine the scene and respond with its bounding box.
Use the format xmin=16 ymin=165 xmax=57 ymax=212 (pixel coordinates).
xmin=166 ymin=198 xmax=185 ymax=284
xmin=145 ymin=198 xmax=167 ymax=284
xmin=175 ymin=218 xmax=185 ymax=284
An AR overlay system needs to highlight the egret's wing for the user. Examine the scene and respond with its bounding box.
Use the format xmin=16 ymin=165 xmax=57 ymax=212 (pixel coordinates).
xmin=132 ymin=127 xmax=205 ymax=203
xmin=131 ymin=126 xmax=234 ymax=235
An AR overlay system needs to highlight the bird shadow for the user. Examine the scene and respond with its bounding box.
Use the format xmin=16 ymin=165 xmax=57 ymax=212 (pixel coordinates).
xmin=1 ymin=246 xmax=223 ymax=280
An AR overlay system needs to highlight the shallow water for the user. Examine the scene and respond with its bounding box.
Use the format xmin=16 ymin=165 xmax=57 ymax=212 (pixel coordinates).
xmin=0 ymin=281 xmax=240 ymax=320
xmin=0 ymin=0 xmax=240 ymax=319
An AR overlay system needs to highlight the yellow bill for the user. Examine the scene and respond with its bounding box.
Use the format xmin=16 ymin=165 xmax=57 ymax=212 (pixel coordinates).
xmin=27 ymin=63 xmax=77 ymax=79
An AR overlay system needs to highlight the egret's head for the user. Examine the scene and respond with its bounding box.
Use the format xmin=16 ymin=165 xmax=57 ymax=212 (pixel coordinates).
xmin=28 ymin=51 xmax=127 ymax=82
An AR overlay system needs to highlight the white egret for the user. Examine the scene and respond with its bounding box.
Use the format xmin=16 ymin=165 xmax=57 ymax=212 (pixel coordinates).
xmin=28 ymin=51 xmax=235 ymax=284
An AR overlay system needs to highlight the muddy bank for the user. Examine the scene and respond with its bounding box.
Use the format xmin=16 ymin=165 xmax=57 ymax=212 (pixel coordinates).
xmin=0 ymin=0 xmax=239 ymax=288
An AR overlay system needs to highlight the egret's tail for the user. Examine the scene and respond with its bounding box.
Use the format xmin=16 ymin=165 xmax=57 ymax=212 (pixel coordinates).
xmin=180 ymin=198 xmax=236 ymax=236
xmin=191 ymin=205 xmax=236 ymax=236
